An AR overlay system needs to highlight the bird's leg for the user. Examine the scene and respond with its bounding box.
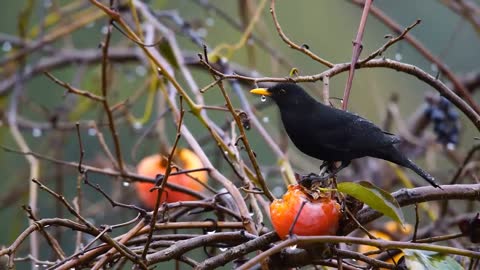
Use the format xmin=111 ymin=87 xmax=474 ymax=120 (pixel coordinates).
xmin=320 ymin=161 xmax=351 ymax=179
xmin=298 ymin=162 xmax=332 ymax=188
xmin=298 ymin=161 xmax=351 ymax=188
xmin=318 ymin=161 xmax=332 ymax=176
xmin=306 ymin=160 xmax=351 ymax=183
xmin=319 ymin=161 xmax=331 ymax=171
xmin=297 ymin=162 xmax=330 ymax=182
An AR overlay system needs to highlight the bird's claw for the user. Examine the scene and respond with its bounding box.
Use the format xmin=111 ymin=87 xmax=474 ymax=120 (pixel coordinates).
xmin=298 ymin=173 xmax=329 ymax=188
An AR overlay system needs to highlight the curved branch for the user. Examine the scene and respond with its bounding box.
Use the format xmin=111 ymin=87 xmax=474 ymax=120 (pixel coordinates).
xmin=340 ymin=183 xmax=480 ymax=234
xmin=348 ymin=0 xmax=480 ymax=115
xmin=204 ymin=58 xmax=480 ymax=131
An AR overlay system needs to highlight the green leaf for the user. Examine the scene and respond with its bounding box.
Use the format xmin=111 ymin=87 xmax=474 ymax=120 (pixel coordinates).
xmin=159 ymin=41 xmax=180 ymax=70
xmin=403 ymin=249 xmax=464 ymax=270
xmin=337 ymin=181 xmax=405 ymax=225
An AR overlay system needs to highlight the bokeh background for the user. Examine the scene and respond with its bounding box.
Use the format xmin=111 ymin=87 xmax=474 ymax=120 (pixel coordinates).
xmin=0 ymin=0 xmax=479 ymax=269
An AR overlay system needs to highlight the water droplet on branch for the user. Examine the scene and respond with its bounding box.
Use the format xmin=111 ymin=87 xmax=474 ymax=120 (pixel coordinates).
xmin=32 ymin=128 xmax=42 ymax=138
xmin=88 ymin=128 xmax=97 ymax=136
xmin=2 ymin=42 xmax=12 ymax=52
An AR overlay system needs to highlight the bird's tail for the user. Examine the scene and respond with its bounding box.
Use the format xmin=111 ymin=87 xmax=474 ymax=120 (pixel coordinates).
xmin=404 ymin=158 xmax=441 ymax=189
xmin=376 ymin=146 xmax=441 ymax=189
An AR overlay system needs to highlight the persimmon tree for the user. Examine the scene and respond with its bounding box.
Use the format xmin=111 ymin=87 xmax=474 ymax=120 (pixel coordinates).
xmin=0 ymin=0 xmax=479 ymax=269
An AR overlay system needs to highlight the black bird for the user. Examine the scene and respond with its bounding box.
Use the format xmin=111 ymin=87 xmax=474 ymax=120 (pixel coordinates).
xmin=250 ymin=83 xmax=440 ymax=188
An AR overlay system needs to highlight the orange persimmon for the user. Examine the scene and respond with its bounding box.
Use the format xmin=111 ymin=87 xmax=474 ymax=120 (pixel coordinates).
xmin=135 ymin=148 xmax=207 ymax=209
xmin=270 ymin=184 xmax=341 ymax=239
xmin=358 ymin=221 xmax=413 ymax=267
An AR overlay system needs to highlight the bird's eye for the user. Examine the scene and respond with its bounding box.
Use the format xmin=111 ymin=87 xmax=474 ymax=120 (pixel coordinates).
xmin=279 ymin=88 xmax=286 ymax=94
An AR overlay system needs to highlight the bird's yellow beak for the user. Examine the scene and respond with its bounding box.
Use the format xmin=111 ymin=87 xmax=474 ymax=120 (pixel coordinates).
xmin=250 ymin=88 xmax=271 ymax=96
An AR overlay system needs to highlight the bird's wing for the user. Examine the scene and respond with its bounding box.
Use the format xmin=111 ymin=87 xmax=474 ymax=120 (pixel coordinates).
xmin=344 ymin=117 xmax=400 ymax=150
xmin=312 ymin=115 xmax=400 ymax=152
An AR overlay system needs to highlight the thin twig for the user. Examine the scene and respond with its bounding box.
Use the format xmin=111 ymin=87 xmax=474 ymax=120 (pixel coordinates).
xmin=340 ymin=184 xmax=480 ymax=235
xmin=141 ymin=96 xmax=186 ymax=260
xmin=342 ymin=0 xmax=373 ymax=110
xmin=440 ymin=144 xmax=480 ymax=216
xmin=237 ymin=234 xmax=480 ymax=270
xmin=0 ymin=144 xmax=209 ymax=199
xmin=359 ymin=19 xmax=422 ymax=64
xmin=412 ymin=204 xmax=420 ymax=242
xmin=99 ymin=19 xmax=126 ymax=175
xmin=348 ymin=0 xmax=480 ymax=115
xmin=83 ymin=175 xmax=148 ymax=216
xmin=216 ymin=78 xmax=275 ymax=201
xmin=21 ymin=206 xmax=66 ymax=260
xmin=44 ymin=72 xmax=105 ymax=102
xmin=7 ymin=78 xmax=40 ymax=266
xmin=200 ymin=58 xmax=480 ymax=130
xmin=31 ymin=179 xmax=148 ymax=269
xmin=74 ymin=123 xmax=85 ymax=252
xmin=270 ymin=0 xmax=333 ymax=67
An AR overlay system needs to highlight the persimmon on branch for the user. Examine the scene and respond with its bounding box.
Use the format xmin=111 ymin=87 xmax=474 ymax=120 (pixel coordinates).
xmin=0 ymin=0 xmax=479 ymax=269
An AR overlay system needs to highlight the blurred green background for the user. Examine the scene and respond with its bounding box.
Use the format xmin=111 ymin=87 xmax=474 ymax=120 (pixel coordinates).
xmin=0 ymin=0 xmax=479 ymax=269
